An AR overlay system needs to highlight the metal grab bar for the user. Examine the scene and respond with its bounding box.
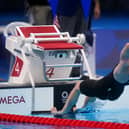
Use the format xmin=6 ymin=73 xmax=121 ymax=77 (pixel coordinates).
xmin=30 ymin=32 xmax=69 ymax=37
xmin=22 ymin=33 xmax=85 ymax=45
xmin=24 ymin=37 xmax=81 ymax=43
xmin=43 ymin=62 xmax=83 ymax=81
xmin=46 ymin=63 xmax=82 ymax=68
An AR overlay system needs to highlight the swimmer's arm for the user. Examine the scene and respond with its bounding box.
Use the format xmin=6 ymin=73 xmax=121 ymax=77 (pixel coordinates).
xmin=51 ymin=81 xmax=81 ymax=115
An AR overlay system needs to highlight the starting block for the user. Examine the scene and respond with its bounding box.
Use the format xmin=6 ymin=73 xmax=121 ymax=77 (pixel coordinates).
xmin=0 ymin=22 xmax=96 ymax=114
xmin=6 ymin=24 xmax=95 ymax=84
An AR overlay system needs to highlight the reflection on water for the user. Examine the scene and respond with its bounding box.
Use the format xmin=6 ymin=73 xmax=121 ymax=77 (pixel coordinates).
xmin=0 ymin=121 xmax=104 ymax=129
xmin=35 ymin=99 xmax=129 ymax=124
xmin=75 ymin=109 xmax=129 ymax=123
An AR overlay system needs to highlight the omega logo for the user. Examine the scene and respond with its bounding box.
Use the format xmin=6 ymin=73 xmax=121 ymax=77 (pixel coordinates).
xmin=0 ymin=96 xmax=26 ymax=104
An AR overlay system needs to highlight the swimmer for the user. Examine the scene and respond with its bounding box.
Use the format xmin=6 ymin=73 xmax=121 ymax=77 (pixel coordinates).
xmin=51 ymin=43 xmax=129 ymax=115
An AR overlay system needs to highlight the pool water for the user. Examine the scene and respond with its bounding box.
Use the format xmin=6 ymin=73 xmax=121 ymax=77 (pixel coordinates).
xmin=35 ymin=103 xmax=129 ymax=124
xmin=75 ymin=109 xmax=129 ymax=123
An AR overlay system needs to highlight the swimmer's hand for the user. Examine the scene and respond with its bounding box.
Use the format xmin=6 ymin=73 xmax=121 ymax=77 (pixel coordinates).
xmin=51 ymin=107 xmax=65 ymax=115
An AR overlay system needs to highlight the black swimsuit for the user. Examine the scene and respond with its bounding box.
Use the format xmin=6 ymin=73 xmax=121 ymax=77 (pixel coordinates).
xmin=80 ymin=72 xmax=128 ymax=100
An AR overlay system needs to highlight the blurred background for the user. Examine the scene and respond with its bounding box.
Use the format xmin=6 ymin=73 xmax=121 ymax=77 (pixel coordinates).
xmin=0 ymin=0 xmax=129 ymax=15
xmin=0 ymin=0 xmax=129 ymax=25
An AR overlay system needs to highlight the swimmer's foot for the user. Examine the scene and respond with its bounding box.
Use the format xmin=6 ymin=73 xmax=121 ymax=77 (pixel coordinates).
xmin=113 ymin=43 xmax=129 ymax=84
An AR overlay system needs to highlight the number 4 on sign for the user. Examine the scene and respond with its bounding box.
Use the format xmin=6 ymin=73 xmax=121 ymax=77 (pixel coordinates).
xmin=46 ymin=67 xmax=54 ymax=78
xmin=15 ymin=62 xmax=20 ymax=74
xmin=11 ymin=57 xmax=23 ymax=77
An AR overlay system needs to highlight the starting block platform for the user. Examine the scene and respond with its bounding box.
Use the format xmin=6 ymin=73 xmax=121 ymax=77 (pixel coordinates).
xmin=0 ymin=22 xmax=96 ymax=115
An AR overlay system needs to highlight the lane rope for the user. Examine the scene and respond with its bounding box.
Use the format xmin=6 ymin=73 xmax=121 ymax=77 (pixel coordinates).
xmin=0 ymin=113 xmax=129 ymax=129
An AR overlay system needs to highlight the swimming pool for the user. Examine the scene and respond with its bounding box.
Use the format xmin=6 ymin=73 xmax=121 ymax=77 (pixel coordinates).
xmin=0 ymin=12 xmax=129 ymax=129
